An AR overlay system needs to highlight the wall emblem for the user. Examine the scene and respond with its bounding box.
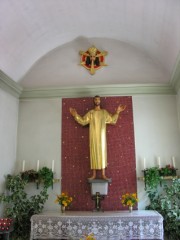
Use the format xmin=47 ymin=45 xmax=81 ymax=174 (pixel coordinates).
xmin=79 ymin=46 xmax=108 ymax=75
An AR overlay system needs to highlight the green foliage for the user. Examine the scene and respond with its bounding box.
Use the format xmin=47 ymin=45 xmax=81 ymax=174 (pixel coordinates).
xmin=159 ymin=165 xmax=177 ymax=176
xmin=20 ymin=167 xmax=54 ymax=189
xmin=21 ymin=169 xmax=38 ymax=182
xmin=0 ymin=174 xmax=49 ymax=240
xmin=144 ymin=167 xmax=161 ymax=190
xmin=38 ymin=166 xmax=54 ymax=188
xmin=146 ymin=179 xmax=180 ymax=240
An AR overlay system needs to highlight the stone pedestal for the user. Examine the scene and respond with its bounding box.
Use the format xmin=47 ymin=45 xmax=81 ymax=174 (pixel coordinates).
xmin=88 ymin=178 xmax=112 ymax=211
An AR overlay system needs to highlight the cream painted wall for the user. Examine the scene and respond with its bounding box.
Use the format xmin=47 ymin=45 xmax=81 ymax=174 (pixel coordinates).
xmin=133 ymin=95 xmax=180 ymax=209
xmin=0 ymin=89 xmax=19 ymax=215
xmin=177 ymin=89 xmax=180 ymax=131
xmin=16 ymin=95 xmax=180 ymax=211
xmin=16 ymin=98 xmax=62 ymax=211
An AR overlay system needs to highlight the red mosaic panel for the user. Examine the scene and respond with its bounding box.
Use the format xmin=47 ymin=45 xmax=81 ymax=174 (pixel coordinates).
xmin=61 ymin=96 xmax=137 ymax=211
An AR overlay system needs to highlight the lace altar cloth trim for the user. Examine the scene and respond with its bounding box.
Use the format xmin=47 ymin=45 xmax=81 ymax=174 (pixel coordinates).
xmin=30 ymin=210 xmax=163 ymax=240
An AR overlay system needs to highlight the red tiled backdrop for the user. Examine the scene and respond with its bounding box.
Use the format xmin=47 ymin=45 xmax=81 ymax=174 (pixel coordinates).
xmin=62 ymin=96 xmax=137 ymax=211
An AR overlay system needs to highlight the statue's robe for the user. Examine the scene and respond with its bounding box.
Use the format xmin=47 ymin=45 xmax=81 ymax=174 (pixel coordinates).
xmin=74 ymin=109 xmax=119 ymax=169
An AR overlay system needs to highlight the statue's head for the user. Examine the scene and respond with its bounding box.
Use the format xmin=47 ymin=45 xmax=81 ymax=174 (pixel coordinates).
xmin=93 ymin=95 xmax=101 ymax=106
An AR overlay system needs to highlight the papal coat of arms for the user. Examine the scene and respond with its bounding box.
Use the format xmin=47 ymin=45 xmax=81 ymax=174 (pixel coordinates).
xmin=79 ymin=46 xmax=108 ymax=75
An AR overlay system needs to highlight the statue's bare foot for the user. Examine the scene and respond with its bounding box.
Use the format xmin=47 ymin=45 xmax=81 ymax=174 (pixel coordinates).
xmin=88 ymin=175 xmax=96 ymax=180
xmin=102 ymin=175 xmax=109 ymax=180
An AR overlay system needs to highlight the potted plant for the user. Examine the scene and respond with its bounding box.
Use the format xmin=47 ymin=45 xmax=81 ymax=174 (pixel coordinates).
xmin=0 ymin=174 xmax=49 ymax=239
xmin=143 ymin=167 xmax=161 ymax=190
xmin=21 ymin=169 xmax=38 ymax=182
xmin=38 ymin=166 xmax=54 ymax=189
xmin=54 ymin=192 xmax=73 ymax=213
xmin=81 ymin=233 xmax=96 ymax=240
xmin=146 ymin=179 xmax=180 ymax=240
xmin=121 ymin=193 xmax=138 ymax=212
xmin=159 ymin=164 xmax=177 ymax=177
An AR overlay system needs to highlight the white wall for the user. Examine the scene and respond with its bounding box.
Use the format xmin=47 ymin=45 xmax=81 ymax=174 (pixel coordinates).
xmin=16 ymin=98 xmax=61 ymax=211
xmin=177 ymin=89 xmax=180 ymax=131
xmin=16 ymin=95 xmax=180 ymax=211
xmin=0 ymin=88 xmax=19 ymax=215
xmin=133 ymin=95 xmax=180 ymax=209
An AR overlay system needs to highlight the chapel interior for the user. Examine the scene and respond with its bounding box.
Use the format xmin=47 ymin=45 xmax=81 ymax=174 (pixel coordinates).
xmin=0 ymin=1 xmax=180 ymax=239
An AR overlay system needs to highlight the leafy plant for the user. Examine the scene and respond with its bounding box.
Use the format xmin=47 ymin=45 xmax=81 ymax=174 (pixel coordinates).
xmin=20 ymin=167 xmax=54 ymax=189
xmin=146 ymin=179 xmax=180 ymax=240
xmin=144 ymin=167 xmax=161 ymax=190
xmin=0 ymin=174 xmax=49 ymax=240
xmin=38 ymin=166 xmax=54 ymax=188
xmin=159 ymin=165 xmax=177 ymax=176
xmin=21 ymin=169 xmax=38 ymax=182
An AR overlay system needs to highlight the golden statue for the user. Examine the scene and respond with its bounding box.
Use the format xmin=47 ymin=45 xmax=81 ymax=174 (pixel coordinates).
xmin=79 ymin=46 xmax=107 ymax=75
xmin=69 ymin=96 xmax=126 ymax=180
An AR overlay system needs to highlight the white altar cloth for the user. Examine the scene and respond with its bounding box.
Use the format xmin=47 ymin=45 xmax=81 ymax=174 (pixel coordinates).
xmin=30 ymin=210 xmax=163 ymax=240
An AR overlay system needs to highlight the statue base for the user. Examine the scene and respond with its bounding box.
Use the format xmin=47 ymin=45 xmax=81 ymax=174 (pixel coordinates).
xmin=88 ymin=178 xmax=112 ymax=212
xmin=88 ymin=178 xmax=112 ymax=195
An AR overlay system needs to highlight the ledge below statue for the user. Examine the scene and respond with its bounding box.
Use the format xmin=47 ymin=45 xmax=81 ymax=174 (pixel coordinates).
xmin=88 ymin=178 xmax=112 ymax=196
xmin=87 ymin=178 xmax=112 ymax=183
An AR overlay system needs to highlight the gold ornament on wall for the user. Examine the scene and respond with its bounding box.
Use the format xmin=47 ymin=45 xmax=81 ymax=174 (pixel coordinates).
xmin=79 ymin=46 xmax=108 ymax=75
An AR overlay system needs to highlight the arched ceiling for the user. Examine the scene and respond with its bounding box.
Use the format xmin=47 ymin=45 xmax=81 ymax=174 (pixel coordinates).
xmin=0 ymin=0 xmax=180 ymax=89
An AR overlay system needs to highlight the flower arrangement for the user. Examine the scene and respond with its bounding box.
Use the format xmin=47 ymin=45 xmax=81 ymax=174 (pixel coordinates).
xmin=21 ymin=169 xmax=38 ymax=182
xmin=55 ymin=192 xmax=73 ymax=207
xmin=121 ymin=193 xmax=138 ymax=207
xmin=159 ymin=164 xmax=177 ymax=176
xmin=80 ymin=233 xmax=96 ymax=240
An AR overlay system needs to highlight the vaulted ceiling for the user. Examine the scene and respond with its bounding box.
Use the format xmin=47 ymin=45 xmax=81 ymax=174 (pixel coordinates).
xmin=0 ymin=0 xmax=180 ymax=92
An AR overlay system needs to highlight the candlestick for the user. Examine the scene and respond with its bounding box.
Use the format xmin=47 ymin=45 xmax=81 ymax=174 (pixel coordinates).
xmin=143 ymin=158 xmax=146 ymax=169
xmin=52 ymin=160 xmax=54 ymax=172
xmin=22 ymin=160 xmax=25 ymax=172
xmin=157 ymin=157 xmax=161 ymax=168
xmin=37 ymin=160 xmax=40 ymax=171
xmin=172 ymin=156 xmax=176 ymax=168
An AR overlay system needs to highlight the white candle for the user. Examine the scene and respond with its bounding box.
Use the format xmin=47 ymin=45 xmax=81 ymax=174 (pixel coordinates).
xmin=22 ymin=160 xmax=25 ymax=172
xmin=172 ymin=156 xmax=176 ymax=168
xmin=143 ymin=158 xmax=146 ymax=169
xmin=37 ymin=160 xmax=40 ymax=171
xmin=52 ymin=160 xmax=54 ymax=172
xmin=157 ymin=157 xmax=161 ymax=168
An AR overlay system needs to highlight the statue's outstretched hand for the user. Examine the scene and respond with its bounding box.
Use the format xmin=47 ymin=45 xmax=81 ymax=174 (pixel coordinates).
xmin=116 ymin=105 xmax=126 ymax=114
xmin=69 ymin=108 xmax=77 ymax=117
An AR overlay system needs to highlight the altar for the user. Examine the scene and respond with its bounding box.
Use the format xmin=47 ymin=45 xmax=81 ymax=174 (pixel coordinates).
xmin=30 ymin=210 xmax=163 ymax=240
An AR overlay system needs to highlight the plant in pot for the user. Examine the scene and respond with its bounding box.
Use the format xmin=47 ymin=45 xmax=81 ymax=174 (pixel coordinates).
xmin=21 ymin=169 xmax=38 ymax=182
xmin=38 ymin=166 xmax=54 ymax=189
xmin=159 ymin=164 xmax=177 ymax=177
xmin=0 ymin=174 xmax=49 ymax=240
xmin=146 ymin=179 xmax=180 ymax=240
xmin=144 ymin=167 xmax=161 ymax=190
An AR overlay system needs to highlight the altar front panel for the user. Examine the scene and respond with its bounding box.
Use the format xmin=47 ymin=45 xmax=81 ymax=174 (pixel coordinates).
xmin=30 ymin=210 xmax=163 ymax=240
